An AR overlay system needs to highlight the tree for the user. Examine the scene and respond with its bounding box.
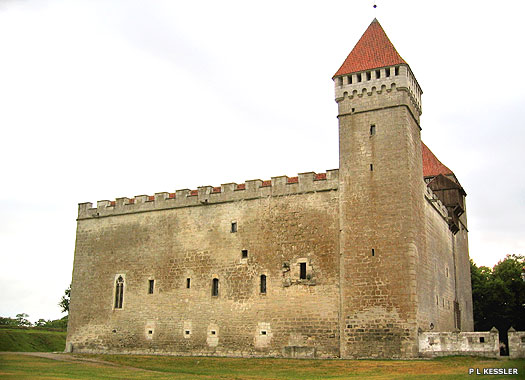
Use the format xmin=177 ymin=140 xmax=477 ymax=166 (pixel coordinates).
xmin=15 ymin=313 xmax=32 ymax=327
xmin=59 ymin=284 xmax=71 ymax=313
xmin=471 ymin=254 xmax=525 ymax=333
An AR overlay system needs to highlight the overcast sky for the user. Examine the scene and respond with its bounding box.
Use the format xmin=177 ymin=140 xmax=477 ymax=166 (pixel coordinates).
xmin=1 ymin=0 xmax=524 ymax=322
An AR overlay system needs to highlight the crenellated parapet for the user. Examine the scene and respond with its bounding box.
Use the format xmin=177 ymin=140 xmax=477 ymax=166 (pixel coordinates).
xmin=424 ymin=185 xmax=448 ymax=219
xmin=78 ymin=170 xmax=339 ymax=219
xmin=334 ymin=65 xmax=422 ymax=117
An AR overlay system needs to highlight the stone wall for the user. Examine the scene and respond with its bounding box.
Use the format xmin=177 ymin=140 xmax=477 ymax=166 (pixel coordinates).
xmin=418 ymin=328 xmax=499 ymax=358
xmin=508 ymin=327 xmax=525 ymax=359
xmin=67 ymin=180 xmax=341 ymax=358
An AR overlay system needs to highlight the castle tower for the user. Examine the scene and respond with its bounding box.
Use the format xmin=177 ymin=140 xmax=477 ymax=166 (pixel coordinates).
xmin=335 ymin=19 xmax=425 ymax=358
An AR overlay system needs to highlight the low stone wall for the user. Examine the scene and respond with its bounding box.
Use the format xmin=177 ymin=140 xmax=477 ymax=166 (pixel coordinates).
xmin=508 ymin=327 xmax=525 ymax=359
xmin=418 ymin=328 xmax=499 ymax=358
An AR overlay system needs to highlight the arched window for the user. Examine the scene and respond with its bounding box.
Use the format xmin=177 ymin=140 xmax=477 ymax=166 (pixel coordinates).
xmin=260 ymin=275 xmax=267 ymax=294
xmin=212 ymin=278 xmax=219 ymax=297
xmin=114 ymin=276 xmax=124 ymax=309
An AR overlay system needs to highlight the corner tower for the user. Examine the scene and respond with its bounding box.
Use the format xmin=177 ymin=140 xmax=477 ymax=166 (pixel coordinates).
xmin=335 ymin=19 xmax=425 ymax=358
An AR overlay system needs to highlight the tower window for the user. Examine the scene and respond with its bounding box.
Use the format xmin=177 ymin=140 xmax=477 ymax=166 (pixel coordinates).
xmin=375 ymin=69 xmax=380 ymax=79
xmin=299 ymin=263 xmax=307 ymax=280
xmin=260 ymin=275 xmax=267 ymax=294
xmin=371 ymin=249 xmax=375 ymax=256
xmin=212 ymin=278 xmax=219 ymax=297
xmin=148 ymin=279 xmax=154 ymax=294
xmin=231 ymin=222 xmax=237 ymax=233
xmin=479 ymin=337 xmax=485 ymax=343
xmin=366 ymin=71 xmax=371 ymax=81
xmin=261 ymin=330 xmax=267 ymax=335
xmin=186 ymin=278 xmax=191 ymax=289
xmin=370 ymin=124 xmax=376 ymax=135
xmin=395 ymin=66 xmax=400 ymax=76
xmin=242 ymin=249 xmax=248 ymax=259
xmin=386 ymin=68 xmax=391 ymax=77
xmin=338 ymin=77 xmax=343 ymax=87
xmin=347 ymin=75 xmax=352 ymax=84
xmin=114 ymin=276 xmax=124 ymax=309
xmin=370 ymin=164 xmax=374 ymax=171
xmin=357 ymin=73 xmax=362 ymax=82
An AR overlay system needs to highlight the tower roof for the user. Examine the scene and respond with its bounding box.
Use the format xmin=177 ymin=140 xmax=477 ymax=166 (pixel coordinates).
xmin=334 ymin=18 xmax=406 ymax=78
xmin=422 ymin=142 xmax=454 ymax=177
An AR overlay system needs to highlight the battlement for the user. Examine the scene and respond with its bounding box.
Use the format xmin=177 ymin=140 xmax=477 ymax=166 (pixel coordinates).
xmin=78 ymin=170 xmax=339 ymax=219
xmin=334 ymin=65 xmax=422 ymax=116
xmin=424 ymin=185 xmax=448 ymax=219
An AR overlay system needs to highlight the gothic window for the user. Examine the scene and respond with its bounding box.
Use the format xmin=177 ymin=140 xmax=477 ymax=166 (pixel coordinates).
xmin=148 ymin=279 xmax=154 ymax=294
xmin=299 ymin=263 xmax=307 ymax=280
xmin=260 ymin=275 xmax=267 ymax=294
xmin=114 ymin=276 xmax=124 ymax=309
xmin=212 ymin=278 xmax=219 ymax=297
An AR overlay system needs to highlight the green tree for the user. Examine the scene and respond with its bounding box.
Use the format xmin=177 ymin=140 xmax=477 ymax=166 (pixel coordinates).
xmin=59 ymin=284 xmax=71 ymax=313
xmin=471 ymin=254 xmax=525 ymax=332
xmin=15 ymin=313 xmax=32 ymax=327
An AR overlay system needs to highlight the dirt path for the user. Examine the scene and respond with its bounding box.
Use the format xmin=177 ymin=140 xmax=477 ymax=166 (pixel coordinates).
xmin=0 ymin=352 xmax=164 ymax=373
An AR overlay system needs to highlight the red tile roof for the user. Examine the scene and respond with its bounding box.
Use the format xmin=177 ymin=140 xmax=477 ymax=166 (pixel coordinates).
xmin=422 ymin=142 xmax=453 ymax=177
xmin=334 ymin=18 xmax=406 ymax=77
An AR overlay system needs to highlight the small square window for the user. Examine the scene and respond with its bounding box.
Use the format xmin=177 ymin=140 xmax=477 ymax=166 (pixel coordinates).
xmin=185 ymin=330 xmax=191 ymax=335
xmin=479 ymin=337 xmax=485 ymax=343
xmin=521 ymin=337 xmax=525 ymax=343
xmin=211 ymin=330 xmax=216 ymax=335
xmin=148 ymin=330 xmax=153 ymax=335
xmin=242 ymin=249 xmax=248 ymax=259
xmin=261 ymin=330 xmax=267 ymax=335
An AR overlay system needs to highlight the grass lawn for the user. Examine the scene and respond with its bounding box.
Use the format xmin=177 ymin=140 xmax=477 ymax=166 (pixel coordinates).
xmin=0 ymin=353 xmax=523 ymax=380
xmin=0 ymin=328 xmax=66 ymax=352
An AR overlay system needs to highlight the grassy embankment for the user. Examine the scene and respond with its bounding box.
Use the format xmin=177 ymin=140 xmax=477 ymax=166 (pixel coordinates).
xmin=0 ymin=327 xmax=66 ymax=352
xmin=0 ymin=353 xmax=523 ymax=380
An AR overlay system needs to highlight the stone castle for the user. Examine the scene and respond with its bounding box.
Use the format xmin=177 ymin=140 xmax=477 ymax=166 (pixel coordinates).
xmin=67 ymin=19 xmax=473 ymax=359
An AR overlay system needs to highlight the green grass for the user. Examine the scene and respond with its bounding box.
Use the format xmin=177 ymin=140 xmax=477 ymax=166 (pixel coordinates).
xmin=0 ymin=353 xmax=524 ymax=380
xmin=0 ymin=328 xmax=66 ymax=352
